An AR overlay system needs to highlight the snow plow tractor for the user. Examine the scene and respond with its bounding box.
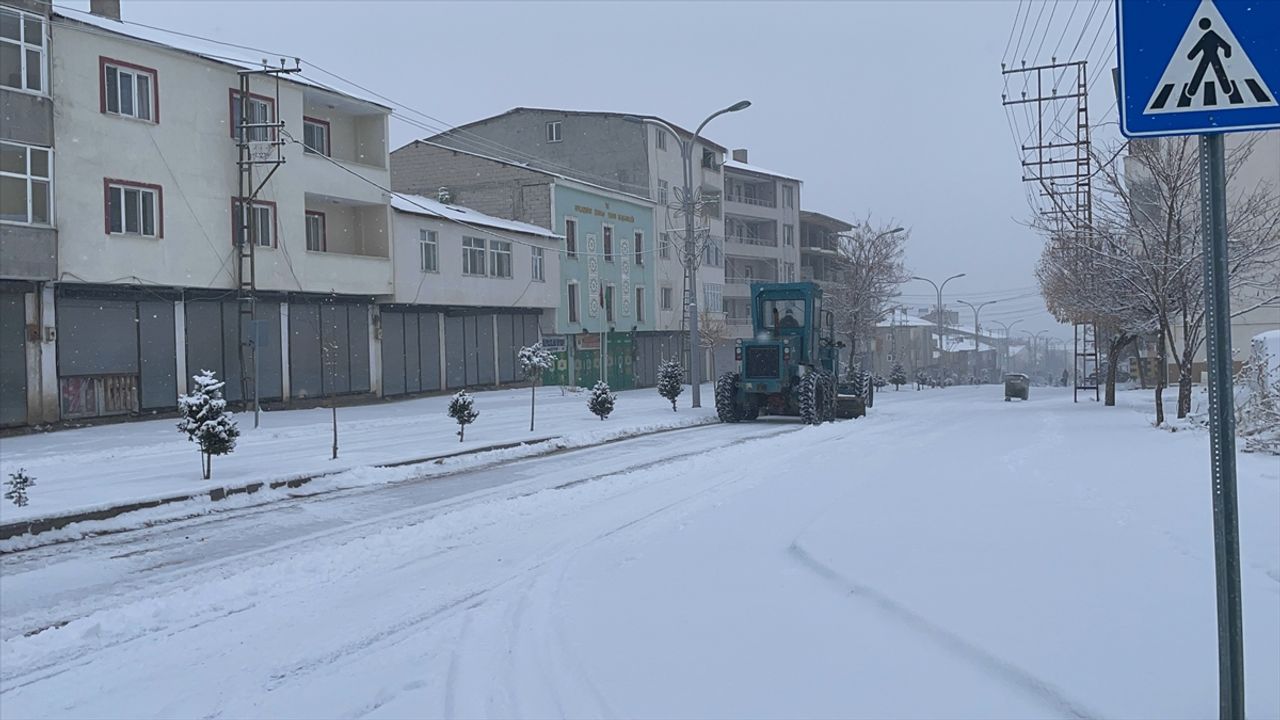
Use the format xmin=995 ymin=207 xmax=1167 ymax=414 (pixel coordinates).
xmin=715 ymin=282 xmax=863 ymax=424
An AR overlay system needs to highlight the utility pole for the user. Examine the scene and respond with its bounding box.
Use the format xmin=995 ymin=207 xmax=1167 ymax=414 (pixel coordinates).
xmin=958 ymin=299 xmax=997 ymax=382
xmin=235 ymin=60 xmax=298 ymax=428
xmin=627 ymin=102 xmax=751 ymax=408
xmin=911 ymin=273 xmax=965 ymax=376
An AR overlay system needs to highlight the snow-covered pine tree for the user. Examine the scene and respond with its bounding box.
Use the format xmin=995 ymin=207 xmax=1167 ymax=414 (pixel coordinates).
xmin=4 ymin=468 xmax=34 ymax=508
xmin=873 ymin=375 xmax=888 ymax=389
xmin=518 ymin=343 xmax=556 ymax=432
xmin=656 ymin=358 xmax=684 ymax=411
xmin=890 ymin=363 xmax=907 ymax=390
xmin=588 ymin=380 xmax=616 ymax=421
xmin=177 ymin=370 xmax=240 ymax=480
xmin=448 ymin=390 xmax=479 ymax=442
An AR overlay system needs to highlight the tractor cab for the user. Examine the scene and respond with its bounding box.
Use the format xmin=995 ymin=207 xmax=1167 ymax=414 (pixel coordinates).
xmin=718 ymin=282 xmax=846 ymax=424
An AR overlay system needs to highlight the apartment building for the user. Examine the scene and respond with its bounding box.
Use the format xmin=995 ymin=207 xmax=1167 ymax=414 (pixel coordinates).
xmin=0 ymin=0 xmax=56 ymax=427
xmin=721 ymin=149 xmax=802 ymax=353
xmin=797 ymin=210 xmax=853 ymax=295
xmin=43 ymin=2 xmax=394 ymax=422
xmin=417 ymin=108 xmax=729 ymax=376
xmin=391 ymin=140 xmax=676 ymax=390
xmin=384 ymin=193 xmax=560 ymax=395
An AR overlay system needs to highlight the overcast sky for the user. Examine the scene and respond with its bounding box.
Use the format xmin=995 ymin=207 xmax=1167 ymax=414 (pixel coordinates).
xmin=63 ymin=0 xmax=1124 ymax=339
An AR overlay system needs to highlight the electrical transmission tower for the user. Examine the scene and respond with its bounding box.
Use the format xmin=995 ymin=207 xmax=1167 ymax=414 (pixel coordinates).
xmin=235 ymin=60 xmax=298 ymax=426
xmin=1002 ymin=59 xmax=1100 ymax=402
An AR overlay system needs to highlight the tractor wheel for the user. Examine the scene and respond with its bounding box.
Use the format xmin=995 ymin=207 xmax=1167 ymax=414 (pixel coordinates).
xmin=797 ymin=372 xmax=822 ymax=426
xmin=715 ymin=372 xmax=743 ymax=423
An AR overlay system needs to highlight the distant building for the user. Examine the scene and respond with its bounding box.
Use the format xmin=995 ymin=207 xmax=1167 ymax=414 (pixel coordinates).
xmin=390 ymin=140 xmax=677 ymax=389
xmin=719 ymin=149 xmax=802 ymax=374
xmin=407 ymin=107 xmax=729 ymax=380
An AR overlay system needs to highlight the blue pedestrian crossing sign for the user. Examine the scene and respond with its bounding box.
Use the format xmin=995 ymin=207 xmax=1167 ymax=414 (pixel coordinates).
xmin=1117 ymin=0 xmax=1280 ymax=137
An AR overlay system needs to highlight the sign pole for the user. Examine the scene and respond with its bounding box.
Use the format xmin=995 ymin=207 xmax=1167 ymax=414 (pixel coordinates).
xmin=1198 ymin=131 xmax=1245 ymax=720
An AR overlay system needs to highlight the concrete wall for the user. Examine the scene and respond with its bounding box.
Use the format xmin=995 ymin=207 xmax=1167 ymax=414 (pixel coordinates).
xmin=391 ymin=141 xmax=554 ymax=231
xmin=50 ymin=17 xmax=393 ymax=297
xmin=390 ymin=209 xmax=561 ymax=310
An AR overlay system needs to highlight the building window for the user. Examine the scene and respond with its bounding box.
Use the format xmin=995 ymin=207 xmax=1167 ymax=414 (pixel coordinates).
xmin=703 ymin=236 xmax=721 ymax=267
xmin=658 ymin=179 xmax=668 ymax=206
xmin=305 ymin=211 xmax=326 ymax=251
xmin=635 ymin=286 xmax=645 ymax=323
xmin=546 ymin=120 xmax=562 ymax=143
xmin=655 ymin=128 xmax=666 ymax=151
xmin=303 ymin=117 xmax=330 ymax=156
xmin=463 ymin=236 xmax=487 ymax=275
xmin=782 ymin=184 xmax=794 ymax=208
xmin=105 ymin=180 xmax=162 ymax=238
xmin=490 ymin=240 xmax=513 ymax=278
xmin=232 ymin=198 xmax=274 ymax=247
xmin=603 ymin=224 xmax=614 ymax=262
xmin=0 ymin=7 xmax=46 ymax=94
xmin=703 ymin=283 xmax=723 ymax=314
xmin=568 ymin=282 xmax=579 ymax=324
xmin=661 ymin=286 xmax=673 ymax=311
xmin=419 ymin=229 xmax=438 ymax=272
xmin=565 ymin=217 xmax=577 ymax=258
xmin=660 ymin=231 xmax=671 ymax=260
xmin=784 ymin=261 xmax=796 ymax=282
xmin=101 ymin=59 xmax=157 ymax=122
xmin=701 ymin=148 xmax=719 ymax=171
xmin=531 ymin=246 xmax=545 ymax=281
xmin=0 ymin=141 xmax=51 ymax=225
xmin=605 ymin=285 xmax=615 ymax=323
xmin=634 ymin=230 xmax=644 ymax=266
xmin=783 ymin=223 xmax=794 ymax=246
xmin=229 ymin=90 xmax=275 ymax=142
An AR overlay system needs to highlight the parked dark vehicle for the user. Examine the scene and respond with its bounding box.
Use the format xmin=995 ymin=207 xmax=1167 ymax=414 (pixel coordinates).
xmin=1004 ymin=373 xmax=1030 ymax=401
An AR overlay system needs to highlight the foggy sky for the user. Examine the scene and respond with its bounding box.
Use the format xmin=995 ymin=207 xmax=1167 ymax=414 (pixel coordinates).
xmin=64 ymin=0 xmax=1123 ymax=340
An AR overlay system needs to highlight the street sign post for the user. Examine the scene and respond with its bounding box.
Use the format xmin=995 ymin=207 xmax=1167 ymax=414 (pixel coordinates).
xmin=1117 ymin=2 xmax=1280 ymax=717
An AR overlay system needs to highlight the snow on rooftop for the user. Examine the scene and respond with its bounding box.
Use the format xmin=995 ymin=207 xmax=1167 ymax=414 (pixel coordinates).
xmin=391 ymin=194 xmax=561 ymax=239
xmin=51 ymin=7 xmax=388 ymax=109
xmin=876 ymin=315 xmax=936 ymax=328
xmin=723 ymin=158 xmax=801 ymax=183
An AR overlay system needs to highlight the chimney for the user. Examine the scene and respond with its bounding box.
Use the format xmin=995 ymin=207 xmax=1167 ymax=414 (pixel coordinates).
xmin=90 ymin=0 xmax=122 ymax=20
xmin=732 ymin=148 xmax=748 ymax=163
xmin=437 ymin=187 xmax=452 ymax=204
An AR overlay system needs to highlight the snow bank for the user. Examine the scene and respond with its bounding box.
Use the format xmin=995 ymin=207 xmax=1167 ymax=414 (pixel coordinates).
xmin=0 ymin=384 xmax=717 ymax=529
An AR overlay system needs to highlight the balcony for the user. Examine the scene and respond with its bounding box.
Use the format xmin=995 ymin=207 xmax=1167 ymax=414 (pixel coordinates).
xmin=304 ymin=194 xmax=389 ymax=259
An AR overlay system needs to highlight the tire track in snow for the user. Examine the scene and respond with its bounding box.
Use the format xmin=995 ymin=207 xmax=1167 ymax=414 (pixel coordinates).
xmin=787 ymin=540 xmax=1101 ymax=720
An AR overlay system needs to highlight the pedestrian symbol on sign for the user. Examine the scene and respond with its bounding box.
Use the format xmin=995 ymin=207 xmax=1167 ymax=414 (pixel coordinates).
xmin=1145 ymin=0 xmax=1275 ymax=114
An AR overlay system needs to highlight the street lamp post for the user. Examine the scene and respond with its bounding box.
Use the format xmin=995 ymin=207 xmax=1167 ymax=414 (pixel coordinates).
xmin=1022 ymin=330 xmax=1050 ymax=376
xmin=958 ymin=299 xmax=998 ymax=383
xmin=910 ymin=273 xmax=965 ymax=376
xmin=627 ymin=101 xmax=751 ymax=408
xmin=992 ymin=319 xmax=1022 ymax=373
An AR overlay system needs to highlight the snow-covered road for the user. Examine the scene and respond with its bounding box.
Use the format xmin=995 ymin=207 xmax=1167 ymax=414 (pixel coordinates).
xmin=1 ymin=387 xmax=1277 ymax=719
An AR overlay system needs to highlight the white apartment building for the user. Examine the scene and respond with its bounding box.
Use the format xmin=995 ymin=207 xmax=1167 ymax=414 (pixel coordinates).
xmin=46 ymin=3 xmax=394 ymax=420
xmin=718 ymin=149 xmax=802 ymax=372
xmin=385 ymin=193 xmax=561 ymax=395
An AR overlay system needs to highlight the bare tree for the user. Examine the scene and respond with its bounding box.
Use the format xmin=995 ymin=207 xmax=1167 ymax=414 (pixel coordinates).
xmin=1037 ymin=136 xmax=1280 ymax=423
xmin=825 ymin=218 xmax=911 ymax=374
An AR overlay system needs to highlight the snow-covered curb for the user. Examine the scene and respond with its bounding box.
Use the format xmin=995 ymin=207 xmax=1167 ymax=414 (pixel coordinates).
xmin=0 ymin=416 xmax=719 ymax=549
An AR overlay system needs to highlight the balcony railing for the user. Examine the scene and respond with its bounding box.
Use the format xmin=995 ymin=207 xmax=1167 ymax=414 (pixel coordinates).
xmin=725 ymin=275 xmax=777 ymax=286
xmin=725 ymin=234 xmax=778 ymax=247
xmin=726 ymin=194 xmax=776 ymax=208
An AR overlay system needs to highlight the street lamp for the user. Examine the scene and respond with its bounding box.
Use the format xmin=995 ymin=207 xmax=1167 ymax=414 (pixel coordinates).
xmin=958 ymin=299 xmax=998 ymax=382
xmin=625 ymin=101 xmax=751 ymax=408
xmin=991 ymin=319 xmax=1022 ymax=373
xmin=910 ymin=273 xmax=965 ymax=373
xmin=1022 ymin=330 xmax=1050 ymax=374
